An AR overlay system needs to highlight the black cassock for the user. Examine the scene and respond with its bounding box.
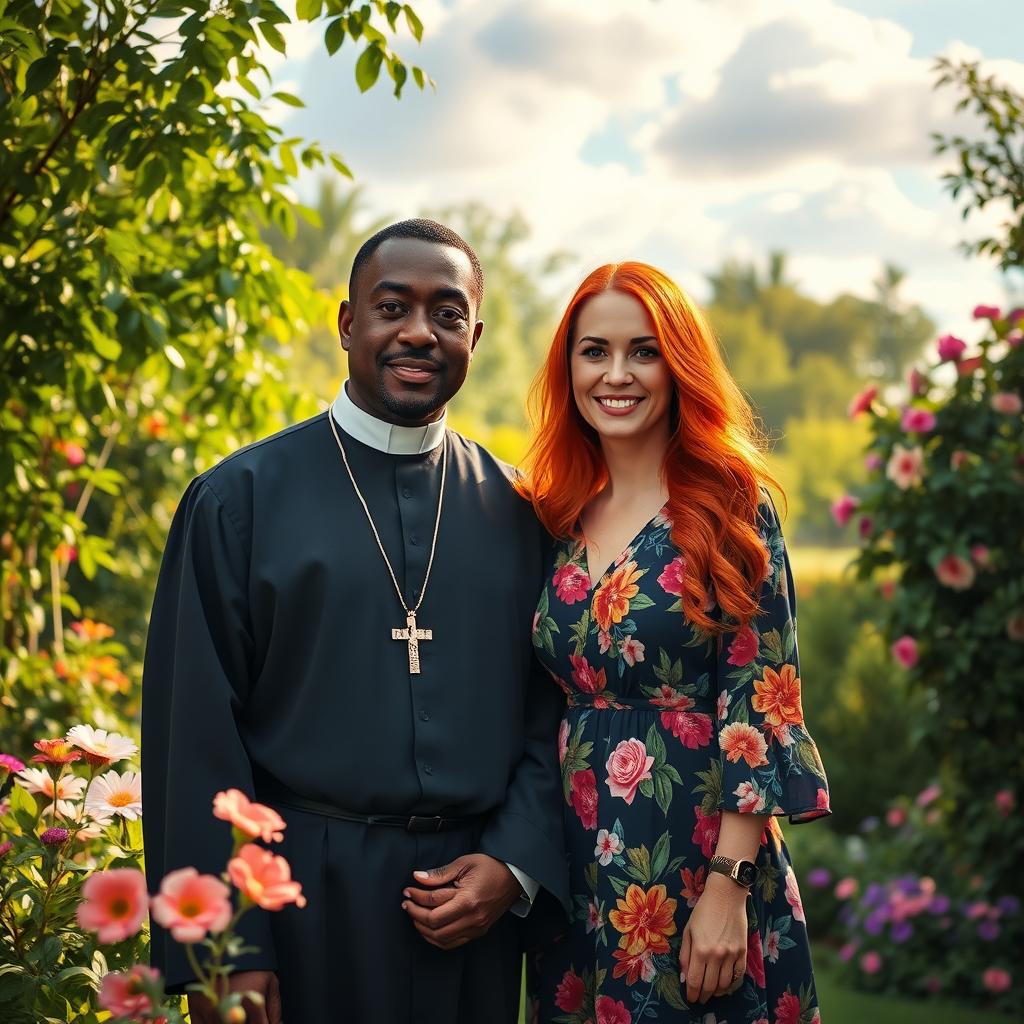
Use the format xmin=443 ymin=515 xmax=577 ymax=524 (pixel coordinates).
xmin=141 ymin=412 xmax=569 ymax=1023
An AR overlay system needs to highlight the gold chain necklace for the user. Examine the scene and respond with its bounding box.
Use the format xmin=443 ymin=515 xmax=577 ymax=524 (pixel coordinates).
xmin=327 ymin=412 xmax=447 ymax=675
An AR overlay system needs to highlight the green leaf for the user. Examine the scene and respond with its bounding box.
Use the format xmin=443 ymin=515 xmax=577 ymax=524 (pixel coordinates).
xmin=259 ymin=21 xmax=287 ymax=54
xmin=25 ymin=55 xmax=61 ymax=96
xmin=608 ymin=874 xmax=627 ymax=897
xmin=629 ymin=592 xmax=655 ymax=611
xmin=297 ymin=0 xmax=324 ymax=17
xmin=272 ymin=91 xmax=305 ymax=108
xmin=412 ymin=65 xmax=425 ymax=89
xmin=650 ymin=830 xmax=671 ymax=880
xmin=163 ymin=343 xmax=186 ymax=369
xmin=653 ymin=771 xmax=673 ymax=815
xmin=625 ymin=844 xmax=651 ymax=885
xmin=404 ymin=4 xmax=424 ymax=41
xmin=638 ymin=777 xmax=654 ymax=799
xmin=330 ymin=153 xmax=353 ymax=178
xmin=325 ymin=16 xmax=346 ymax=54
xmin=355 ymin=44 xmax=384 ymax=92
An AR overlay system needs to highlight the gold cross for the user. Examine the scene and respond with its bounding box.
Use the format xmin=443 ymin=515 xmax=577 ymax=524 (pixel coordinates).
xmin=392 ymin=610 xmax=432 ymax=675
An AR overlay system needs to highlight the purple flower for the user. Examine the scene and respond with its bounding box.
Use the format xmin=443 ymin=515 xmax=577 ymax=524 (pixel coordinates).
xmin=928 ymin=894 xmax=951 ymax=915
xmin=977 ymin=920 xmax=1001 ymax=941
xmin=838 ymin=941 xmax=859 ymax=962
xmin=890 ymin=920 xmax=914 ymax=943
xmin=860 ymin=816 xmax=880 ymax=833
xmin=864 ymin=909 xmax=888 ymax=936
xmin=807 ymin=868 xmax=832 ymax=888
xmin=861 ymin=883 xmax=885 ymax=908
xmin=40 ymin=827 xmax=69 ymax=846
xmin=996 ymin=896 xmax=1020 ymax=916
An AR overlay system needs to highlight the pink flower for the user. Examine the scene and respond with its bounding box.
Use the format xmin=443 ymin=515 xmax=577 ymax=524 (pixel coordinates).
xmin=150 ymin=867 xmax=232 ymax=942
xmin=765 ymin=928 xmax=781 ymax=963
xmin=784 ymin=866 xmax=805 ymax=923
xmin=605 ymin=738 xmax=654 ymax=804
xmin=957 ymin=355 xmax=984 ymax=376
xmin=916 ymin=784 xmax=941 ymax=807
xmin=900 ymin=407 xmax=936 ymax=433
xmin=586 ymin=899 xmax=602 ymax=933
xmin=891 ymin=635 xmax=918 ymax=668
xmin=661 ymin=711 xmax=713 ymax=749
xmin=595 ymin=828 xmax=622 ymax=866
xmin=1010 ymin=329 xmax=1024 ymax=347
xmin=886 ymin=806 xmax=907 ymax=827
xmin=830 ymin=495 xmax=860 ymax=528
xmin=98 ymin=965 xmax=161 ymax=1017
xmin=936 ymin=334 xmax=967 ymax=362
xmin=970 ymin=544 xmax=992 ymax=569
xmin=747 ymin=926 xmax=766 ymax=987
xmin=973 ymin=304 xmax=1001 ymax=320
xmin=857 ymin=515 xmax=874 ymax=539
xmin=848 ymin=385 xmax=878 ymax=418
xmin=558 ymin=719 xmax=570 ymax=766
xmin=886 ymin=444 xmax=924 ymax=490
xmin=860 ymin=951 xmax=883 ymax=975
xmin=691 ymin=805 xmax=721 ymax=858
xmin=554 ymin=969 xmax=585 ymax=1013
xmin=657 ymin=555 xmax=686 ymax=597
xmin=816 ymin=787 xmax=831 ymax=811
xmin=0 ymin=841 xmax=11 ymax=859
xmin=57 ymin=440 xmax=86 ymax=466
xmin=950 ymin=449 xmax=970 ymax=470
xmin=41 ymin=826 xmax=69 ymax=845
xmin=995 ymin=789 xmax=1015 ymax=816
xmin=595 ymin=995 xmax=631 ymax=1024
xmin=982 ymin=967 xmax=1011 ymax=993
xmin=934 ymin=554 xmax=976 ymax=590
xmin=618 ymin=635 xmax=646 ymax=666
xmin=775 ymin=991 xmax=802 ymax=1024
xmin=552 ymin=562 xmax=590 ymax=605
xmin=879 ymin=579 xmax=896 ymax=599
xmin=907 ymin=367 xmax=928 ymax=396
xmin=228 ymin=843 xmax=306 ymax=911
xmin=734 ymin=781 xmax=765 ymax=813
xmin=650 ymin=684 xmax=694 ymax=711
xmin=570 ymin=768 xmax=598 ymax=830
xmin=834 ymin=876 xmax=859 ymax=900
xmin=717 ymin=689 xmax=731 ymax=721
xmin=76 ymin=868 xmax=149 ymax=943
xmin=0 ymin=753 xmax=25 ymax=775
xmin=569 ymin=654 xmax=607 ymax=695
xmin=1010 ymin=308 xmax=1024 ymax=324
xmin=213 ymin=789 xmax=286 ymax=843
xmin=597 ymin=629 xmax=613 ymax=653
xmin=991 ymin=391 xmax=1023 ymax=415
xmin=924 ymin=975 xmax=943 ymax=993
xmin=864 ymin=452 xmax=884 ymax=471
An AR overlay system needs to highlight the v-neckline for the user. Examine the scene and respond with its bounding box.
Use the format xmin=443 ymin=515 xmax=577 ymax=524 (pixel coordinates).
xmin=579 ymin=503 xmax=668 ymax=591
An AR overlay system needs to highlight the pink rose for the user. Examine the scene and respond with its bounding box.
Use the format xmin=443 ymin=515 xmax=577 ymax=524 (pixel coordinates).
xmin=747 ymin=927 xmax=766 ymax=987
xmin=950 ymin=449 xmax=970 ymax=470
xmin=900 ymin=407 xmax=936 ymax=433
xmin=830 ymin=494 xmax=860 ymax=528
xmin=570 ymin=768 xmax=598 ymax=830
xmin=891 ymin=635 xmax=918 ymax=668
xmin=994 ymin=789 xmax=1015 ymax=816
xmin=847 ymin=385 xmax=878 ymax=418
xmin=784 ymin=865 xmax=805 ymax=922
xmin=657 ymin=555 xmax=686 ymax=597
xmin=907 ymin=367 xmax=927 ymax=397
xmin=553 ymin=562 xmax=590 ymax=605
xmin=935 ymin=554 xmax=975 ymax=590
xmin=936 ymin=334 xmax=967 ymax=362
xmin=834 ymin=876 xmax=858 ymax=900
xmin=973 ymin=304 xmax=1001 ymax=320
xmin=605 ymin=738 xmax=654 ymax=804
xmin=982 ymin=967 xmax=1012 ymax=993
xmin=886 ymin=806 xmax=906 ymax=827
xmin=860 ymin=951 xmax=883 ymax=975
xmin=991 ymin=391 xmax=1023 ymax=415
xmin=595 ymin=995 xmax=631 ymax=1024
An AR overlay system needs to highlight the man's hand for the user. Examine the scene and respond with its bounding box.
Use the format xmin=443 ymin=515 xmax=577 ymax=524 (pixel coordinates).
xmin=187 ymin=970 xmax=282 ymax=1024
xmin=401 ymin=853 xmax=522 ymax=950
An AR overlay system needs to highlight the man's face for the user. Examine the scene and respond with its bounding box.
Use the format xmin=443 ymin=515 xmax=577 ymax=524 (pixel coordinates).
xmin=339 ymin=237 xmax=483 ymax=425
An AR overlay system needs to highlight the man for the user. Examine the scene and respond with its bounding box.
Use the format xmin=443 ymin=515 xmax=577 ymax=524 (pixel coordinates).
xmin=141 ymin=220 xmax=568 ymax=1023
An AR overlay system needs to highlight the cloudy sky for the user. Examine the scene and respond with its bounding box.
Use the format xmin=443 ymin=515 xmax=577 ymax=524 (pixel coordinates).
xmin=268 ymin=0 xmax=1024 ymax=338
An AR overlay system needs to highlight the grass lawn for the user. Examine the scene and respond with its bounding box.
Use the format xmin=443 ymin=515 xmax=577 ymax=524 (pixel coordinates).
xmin=517 ymin=965 xmax=1009 ymax=1023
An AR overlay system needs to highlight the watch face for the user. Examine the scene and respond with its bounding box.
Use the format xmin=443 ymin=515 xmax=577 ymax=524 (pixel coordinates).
xmin=737 ymin=862 xmax=757 ymax=886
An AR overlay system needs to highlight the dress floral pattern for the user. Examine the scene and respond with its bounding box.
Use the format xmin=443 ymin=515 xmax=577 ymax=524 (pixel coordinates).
xmin=527 ymin=499 xmax=830 ymax=1024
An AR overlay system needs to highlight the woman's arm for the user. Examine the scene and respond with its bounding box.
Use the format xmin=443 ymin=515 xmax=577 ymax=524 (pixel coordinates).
xmin=679 ymin=810 xmax=763 ymax=1005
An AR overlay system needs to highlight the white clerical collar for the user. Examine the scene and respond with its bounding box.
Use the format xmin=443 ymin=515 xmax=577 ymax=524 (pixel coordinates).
xmin=331 ymin=381 xmax=447 ymax=455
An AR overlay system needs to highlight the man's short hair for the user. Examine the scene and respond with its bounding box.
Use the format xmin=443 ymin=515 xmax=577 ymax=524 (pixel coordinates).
xmin=349 ymin=218 xmax=484 ymax=306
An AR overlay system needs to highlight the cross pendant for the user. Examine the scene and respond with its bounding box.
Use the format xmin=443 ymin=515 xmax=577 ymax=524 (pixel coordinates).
xmin=392 ymin=610 xmax=432 ymax=675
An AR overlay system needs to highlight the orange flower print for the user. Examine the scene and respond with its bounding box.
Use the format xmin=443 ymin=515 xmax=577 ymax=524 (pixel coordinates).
xmin=719 ymin=721 xmax=769 ymax=767
xmin=752 ymin=663 xmax=804 ymax=727
xmin=680 ymin=865 xmax=706 ymax=908
xmin=592 ymin=561 xmax=643 ymax=632
xmin=607 ymin=883 xmax=677 ymax=955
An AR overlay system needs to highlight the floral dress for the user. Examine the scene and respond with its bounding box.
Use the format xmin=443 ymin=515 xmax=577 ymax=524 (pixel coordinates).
xmin=526 ymin=499 xmax=830 ymax=1024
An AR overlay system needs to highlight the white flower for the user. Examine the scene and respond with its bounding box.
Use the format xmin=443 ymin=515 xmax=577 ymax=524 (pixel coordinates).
xmin=594 ymin=828 xmax=623 ymax=866
xmin=66 ymin=724 xmax=138 ymax=765
xmin=85 ymin=770 xmax=142 ymax=821
xmin=16 ymin=768 xmax=86 ymax=817
xmin=734 ymin=781 xmax=766 ymax=813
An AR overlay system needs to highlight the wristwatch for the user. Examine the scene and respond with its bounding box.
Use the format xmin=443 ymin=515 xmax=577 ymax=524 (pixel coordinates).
xmin=708 ymin=855 xmax=757 ymax=890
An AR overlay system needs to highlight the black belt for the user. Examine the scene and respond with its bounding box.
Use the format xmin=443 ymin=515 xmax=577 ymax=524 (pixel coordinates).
xmin=257 ymin=788 xmax=485 ymax=833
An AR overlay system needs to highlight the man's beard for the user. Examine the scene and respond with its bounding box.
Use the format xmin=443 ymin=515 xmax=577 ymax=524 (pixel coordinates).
xmin=375 ymin=365 xmax=451 ymax=423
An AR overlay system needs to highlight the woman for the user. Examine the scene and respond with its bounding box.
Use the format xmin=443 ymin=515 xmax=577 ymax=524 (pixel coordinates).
xmin=521 ymin=263 xmax=830 ymax=1024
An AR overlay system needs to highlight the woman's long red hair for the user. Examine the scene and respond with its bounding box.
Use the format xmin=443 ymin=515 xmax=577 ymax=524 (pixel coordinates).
xmin=519 ymin=262 xmax=783 ymax=634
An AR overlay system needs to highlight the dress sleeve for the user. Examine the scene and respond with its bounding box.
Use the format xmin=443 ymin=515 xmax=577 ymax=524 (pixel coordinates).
xmin=713 ymin=497 xmax=831 ymax=824
xmin=141 ymin=476 xmax=277 ymax=992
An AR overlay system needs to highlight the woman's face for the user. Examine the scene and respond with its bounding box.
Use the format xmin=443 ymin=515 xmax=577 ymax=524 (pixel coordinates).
xmin=570 ymin=289 xmax=674 ymax=445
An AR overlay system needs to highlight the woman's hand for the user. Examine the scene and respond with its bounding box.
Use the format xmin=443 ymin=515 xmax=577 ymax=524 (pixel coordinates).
xmin=679 ymin=873 xmax=749 ymax=1004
